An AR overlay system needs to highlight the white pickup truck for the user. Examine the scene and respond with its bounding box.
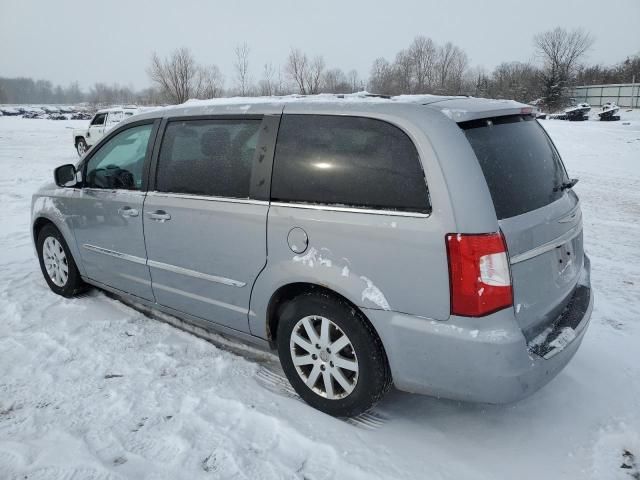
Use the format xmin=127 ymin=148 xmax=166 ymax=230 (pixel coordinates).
xmin=72 ymin=107 xmax=139 ymax=156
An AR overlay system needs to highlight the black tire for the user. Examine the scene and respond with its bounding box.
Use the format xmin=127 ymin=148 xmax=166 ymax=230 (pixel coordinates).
xmin=277 ymin=290 xmax=392 ymax=417
xmin=36 ymin=224 xmax=87 ymax=297
xmin=76 ymin=137 xmax=88 ymax=157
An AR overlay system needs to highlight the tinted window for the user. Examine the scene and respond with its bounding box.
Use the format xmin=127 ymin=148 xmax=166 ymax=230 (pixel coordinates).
xmin=461 ymin=115 xmax=568 ymax=219
xmin=85 ymin=124 xmax=152 ymax=190
xmin=156 ymin=119 xmax=261 ymax=198
xmin=271 ymin=115 xmax=430 ymax=213
xmin=91 ymin=113 xmax=106 ymax=126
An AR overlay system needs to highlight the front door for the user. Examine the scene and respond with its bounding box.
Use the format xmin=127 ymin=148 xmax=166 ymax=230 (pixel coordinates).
xmin=87 ymin=112 xmax=107 ymax=146
xmin=72 ymin=121 xmax=157 ymax=300
xmin=143 ymin=117 xmax=274 ymax=331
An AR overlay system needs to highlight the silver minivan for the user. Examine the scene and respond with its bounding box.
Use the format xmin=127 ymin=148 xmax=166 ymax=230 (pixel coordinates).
xmin=32 ymin=95 xmax=593 ymax=417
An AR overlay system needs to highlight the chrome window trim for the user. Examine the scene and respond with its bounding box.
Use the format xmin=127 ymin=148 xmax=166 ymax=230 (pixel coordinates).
xmin=147 ymin=191 xmax=268 ymax=206
xmin=147 ymin=260 xmax=246 ymax=287
xmin=82 ymin=187 xmax=146 ymax=196
xmin=509 ymin=221 xmax=583 ymax=265
xmin=83 ymin=244 xmax=147 ymax=265
xmin=270 ymin=201 xmax=431 ymax=218
xmin=146 ymin=193 xmax=430 ymax=215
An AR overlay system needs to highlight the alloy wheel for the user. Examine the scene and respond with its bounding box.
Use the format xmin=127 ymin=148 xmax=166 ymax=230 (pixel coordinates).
xmin=289 ymin=315 xmax=359 ymax=400
xmin=43 ymin=236 xmax=69 ymax=287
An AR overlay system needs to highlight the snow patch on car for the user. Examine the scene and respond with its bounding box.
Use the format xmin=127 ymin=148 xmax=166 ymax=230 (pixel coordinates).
xmin=292 ymin=247 xmax=332 ymax=268
xmin=359 ymin=276 xmax=391 ymax=311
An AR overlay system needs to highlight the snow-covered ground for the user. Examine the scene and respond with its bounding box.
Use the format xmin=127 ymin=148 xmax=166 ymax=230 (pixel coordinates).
xmin=0 ymin=114 xmax=639 ymax=480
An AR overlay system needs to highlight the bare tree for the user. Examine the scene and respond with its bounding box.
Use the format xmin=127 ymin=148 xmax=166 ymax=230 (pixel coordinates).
xmin=488 ymin=61 xmax=540 ymax=102
xmin=147 ymin=47 xmax=202 ymax=104
xmin=307 ymin=56 xmax=325 ymax=94
xmin=258 ymin=63 xmax=277 ymax=96
xmin=368 ymin=58 xmax=395 ymax=95
xmin=409 ymin=36 xmax=437 ymax=92
xmin=534 ymin=27 xmax=594 ymax=78
xmin=534 ymin=27 xmax=594 ymax=109
xmin=322 ymin=68 xmax=347 ymax=93
xmin=393 ymin=49 xmax=414 ymax=94
xmin=234 ymin=42 xmax=252 ymax=96
xmin=436 ymin=42 xmax=468 ymax=93
xmin=198 ymin=65 xmax=225 ymax=99
xmin=347 ymin=69 xmax=360 ymax=93
xmin=286 ymin=48 xmax=309 ymax=94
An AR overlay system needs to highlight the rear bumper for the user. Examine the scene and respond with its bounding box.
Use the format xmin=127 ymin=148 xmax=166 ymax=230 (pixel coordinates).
xmin=364 ymin=256 xmax=593 ymax=404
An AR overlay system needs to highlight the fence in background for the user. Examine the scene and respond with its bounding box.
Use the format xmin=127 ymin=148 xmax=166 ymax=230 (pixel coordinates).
xmin=571 ymin=83 xmax=639 ymax=108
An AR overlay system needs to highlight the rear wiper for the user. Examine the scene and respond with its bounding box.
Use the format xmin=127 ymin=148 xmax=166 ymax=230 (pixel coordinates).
xmin=554 ymin=178 xmax=579 ymax=192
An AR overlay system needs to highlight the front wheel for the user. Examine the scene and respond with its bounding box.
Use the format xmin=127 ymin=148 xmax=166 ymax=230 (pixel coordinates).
xmin=37 ymin=224 xmax=86 ymax=297
xmin=76 ymin=137 xmax=88 ymax=156
xmin=277 ymin=291 xmax=391 ymax=417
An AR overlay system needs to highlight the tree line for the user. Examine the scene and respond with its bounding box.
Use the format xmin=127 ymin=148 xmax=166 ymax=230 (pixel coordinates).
xmin=1 ymin=27 xmax=638 ymax=112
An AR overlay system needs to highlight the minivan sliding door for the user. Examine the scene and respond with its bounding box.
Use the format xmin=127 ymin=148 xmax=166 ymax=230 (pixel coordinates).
xmin=143 ymin=115 xmax=278 ymax=332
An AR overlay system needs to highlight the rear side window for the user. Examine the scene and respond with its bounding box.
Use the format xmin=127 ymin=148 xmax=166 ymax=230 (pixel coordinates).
xmin=156 ymin=119 xmax=261 ymax=198
xmin=460 ymin=115 xmax=568 ymax=219
xmin=271 ymin=115 xmax=430 ymax=213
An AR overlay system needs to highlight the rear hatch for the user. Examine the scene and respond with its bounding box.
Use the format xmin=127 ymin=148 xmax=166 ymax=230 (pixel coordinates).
xmin=459 ymin=114 xmax=584 ymax=340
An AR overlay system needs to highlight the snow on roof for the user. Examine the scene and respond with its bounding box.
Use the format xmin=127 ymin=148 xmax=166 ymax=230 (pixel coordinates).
xmin=96 ymin=106 xmax=140 ymax=113
xmin=181 ymin=92 xmax=525 ymax=111
xmin=182 ymin=92 xmax=392 ymax=108
xmin=129 ymin=92 xmax=530 ymax=123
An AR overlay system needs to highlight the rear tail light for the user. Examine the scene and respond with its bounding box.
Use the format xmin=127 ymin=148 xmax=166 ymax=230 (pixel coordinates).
xmin=446 ymin=232 xmax=513 ymax=317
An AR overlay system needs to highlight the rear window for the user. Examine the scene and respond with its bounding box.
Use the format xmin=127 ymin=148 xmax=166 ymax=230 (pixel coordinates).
xmin=271 ymin=115 xmax=430 ymax=213
xmin=460 ymin=115 xmax=568 ymax=219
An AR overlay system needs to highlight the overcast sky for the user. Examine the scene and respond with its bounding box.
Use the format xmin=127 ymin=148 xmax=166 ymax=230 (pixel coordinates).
xmin=1 ymin=0 xmax=639 ymax=90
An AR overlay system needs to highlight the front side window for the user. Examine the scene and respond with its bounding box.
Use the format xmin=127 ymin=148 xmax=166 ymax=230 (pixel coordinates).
xmin=156 ymin=119 xmax=261 ymax=198
xmin=85 ymin=124 xmax=153 ymax=190
xmin=271 ymin=115 xmax=430 ymax=213
xmin=91 ymin=113 xmax=107 ymax=126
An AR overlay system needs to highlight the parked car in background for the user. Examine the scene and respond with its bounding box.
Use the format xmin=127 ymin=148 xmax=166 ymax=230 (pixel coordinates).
xmin=71 ymin=112 xmax=93 ymax=120
xmin=72 ymin=106 xmax=139 ymax=156
xmin=22 ymin=111 xmax=46 ymax=119
xmin=0 ymin=107 xmax=22 ymax=116
xmin=33 ymin=95 xmax=593 ymax=417
xmin=41 ymin=106 xmax=60 ymax=114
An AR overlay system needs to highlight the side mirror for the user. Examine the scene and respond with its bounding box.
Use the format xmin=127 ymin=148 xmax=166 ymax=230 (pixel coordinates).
xmin=54 ymin=164 xmax=78 ymax=187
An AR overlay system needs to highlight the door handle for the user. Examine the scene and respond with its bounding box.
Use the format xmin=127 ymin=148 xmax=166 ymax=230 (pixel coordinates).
xmin=148 ymin=210 xmax=171 ymax=222
xmin=118 ymin=206 xmax=139 ymax=217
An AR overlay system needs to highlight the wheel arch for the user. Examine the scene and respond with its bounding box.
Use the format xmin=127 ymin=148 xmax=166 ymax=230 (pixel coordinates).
xmin=32 ymin=213 xmax=85 ymax=277
xmin=33 ymin=216 xmax=56 ymax=244
xmin=265 ymin=282 xmax=385 ymax=353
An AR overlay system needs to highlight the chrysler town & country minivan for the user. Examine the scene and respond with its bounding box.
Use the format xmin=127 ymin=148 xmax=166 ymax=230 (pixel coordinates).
xmin=32 ymin=95 xmax=593 ymax=416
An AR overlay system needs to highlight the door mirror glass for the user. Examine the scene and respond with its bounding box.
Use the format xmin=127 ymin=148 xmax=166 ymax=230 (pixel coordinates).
xmin=54 ymin=164 xmax=77 ymax=187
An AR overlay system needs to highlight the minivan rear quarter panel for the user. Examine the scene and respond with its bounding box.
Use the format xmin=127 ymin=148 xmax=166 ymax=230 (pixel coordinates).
xmin=250 ymin=103 xmax=499 ymax=337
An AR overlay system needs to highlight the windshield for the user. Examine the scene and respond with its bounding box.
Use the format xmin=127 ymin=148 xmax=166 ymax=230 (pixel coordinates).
xmin=460 ymin=115 xmax=568 ymax=219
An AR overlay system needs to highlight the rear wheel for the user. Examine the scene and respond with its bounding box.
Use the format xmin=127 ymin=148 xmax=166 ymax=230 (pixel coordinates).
xmin=76 ymin=137 xmax=88 ymax=156
xmin=276 ymin=291 xmax=391 ymax=417
xmin=37 ymin=224 xmax=86 ymax=297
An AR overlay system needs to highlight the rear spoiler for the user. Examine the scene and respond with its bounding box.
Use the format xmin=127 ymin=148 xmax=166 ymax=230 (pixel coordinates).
xmin=425 ymin=98 xmax=533 ymax=123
